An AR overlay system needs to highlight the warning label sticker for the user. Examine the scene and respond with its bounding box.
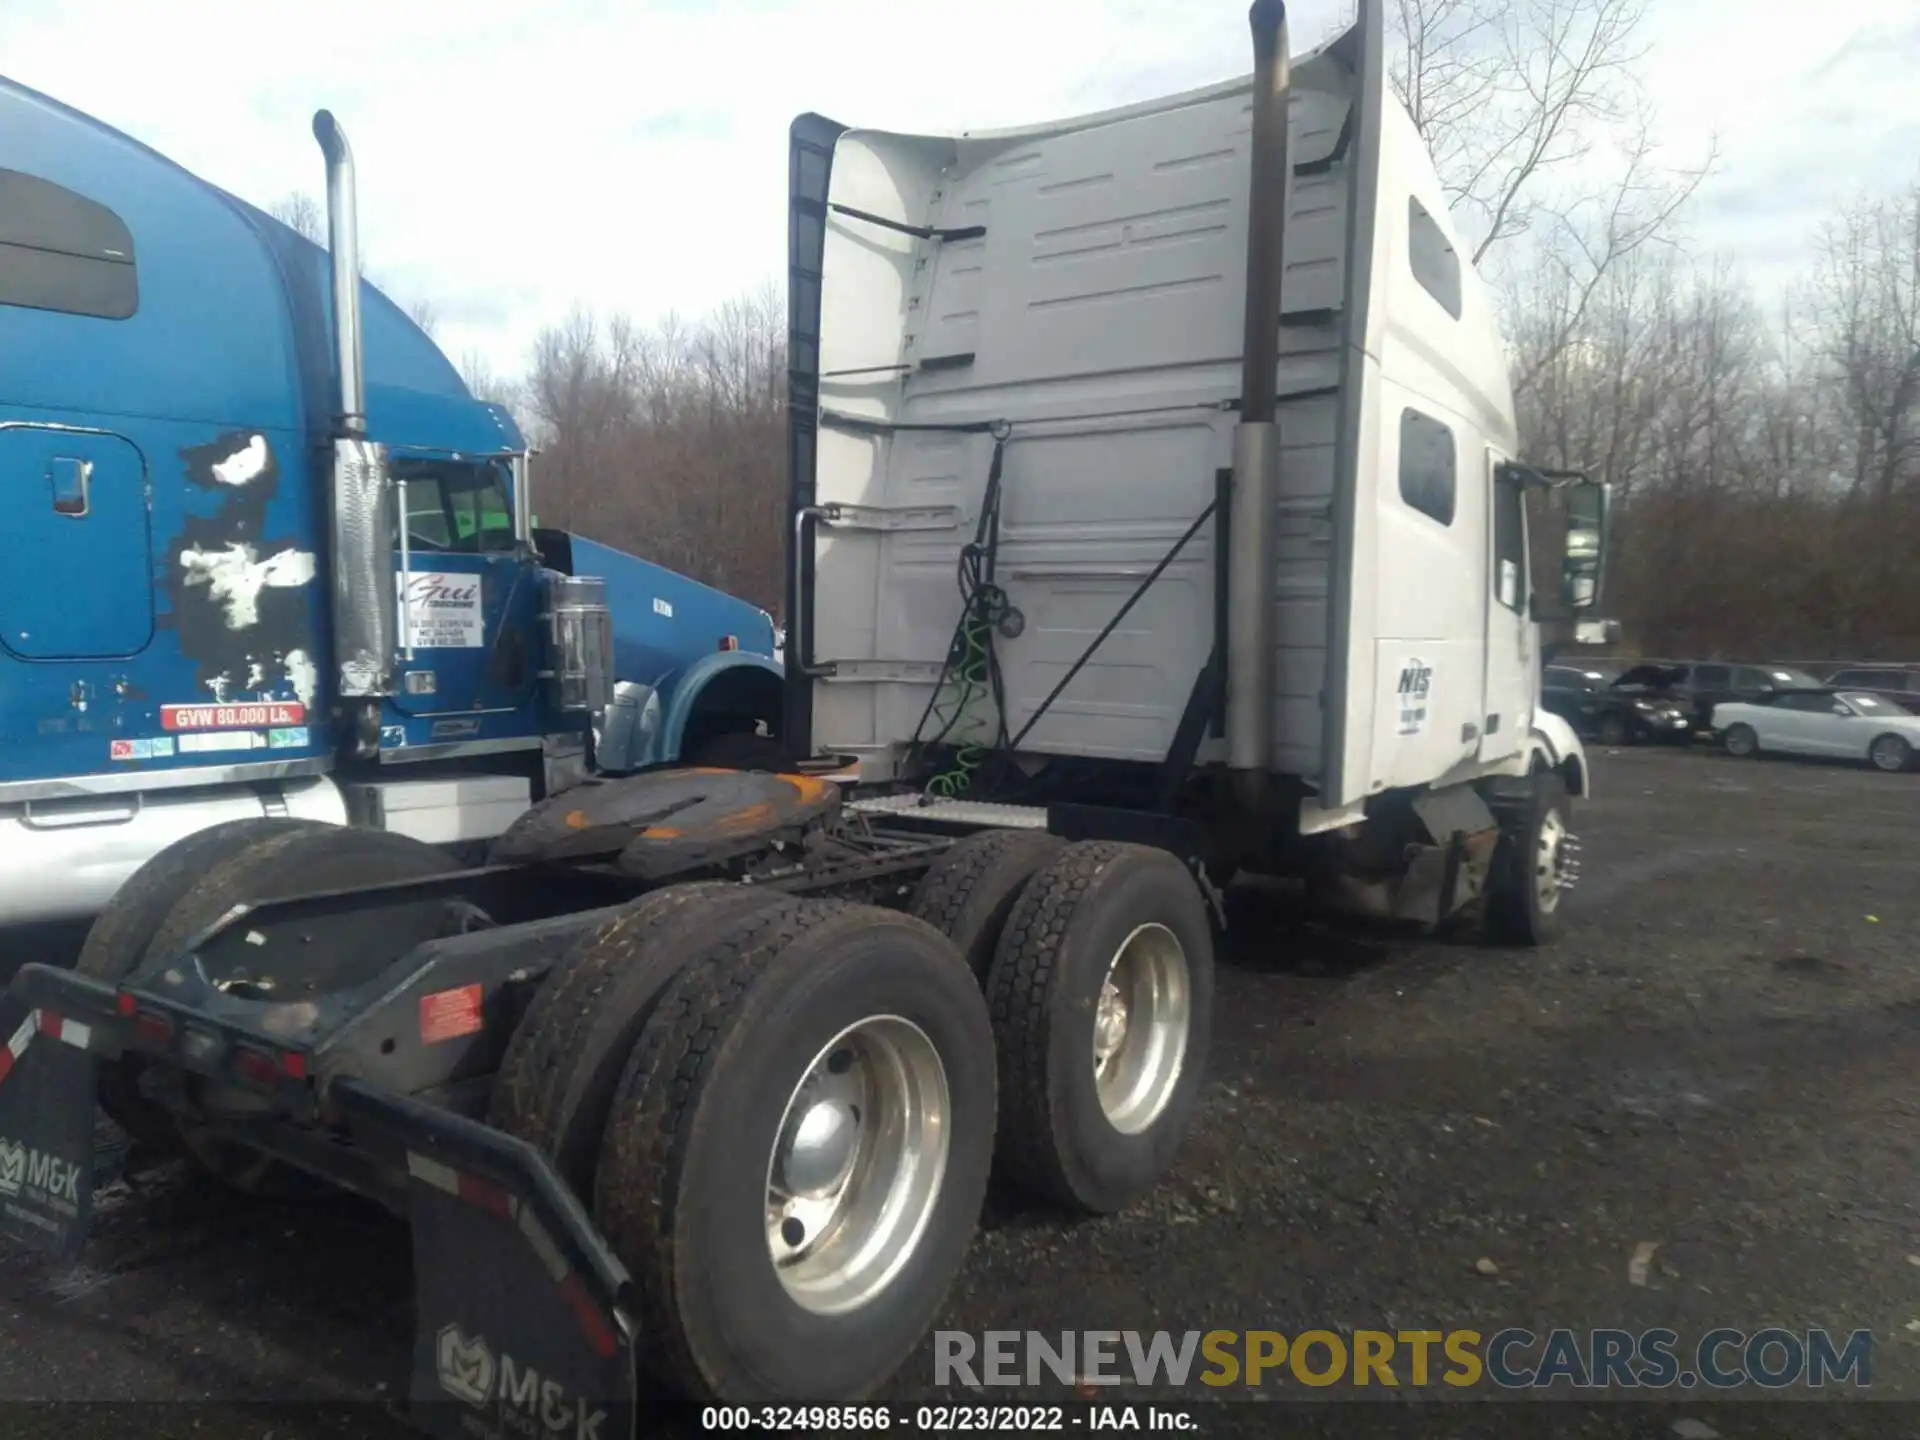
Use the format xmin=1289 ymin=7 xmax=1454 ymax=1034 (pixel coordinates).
xmin=162 ymin=702 xmax=305 ymax=731
xmin=109 ymin=736 xmax=178 ymax=762
xmin=399 ymin=572 xmax=484 ymax=650
xmin=420 ymin=985 xmax=485 ymax=1045
xmin=177 ymin=732 xmax=267 ymax=754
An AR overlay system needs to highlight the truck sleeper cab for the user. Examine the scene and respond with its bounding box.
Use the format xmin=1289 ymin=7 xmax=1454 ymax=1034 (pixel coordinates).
xmin=785 ymin=0 xmax=1604 ymax=928
xmin=0 ymin=80 xmax=785 ymax=928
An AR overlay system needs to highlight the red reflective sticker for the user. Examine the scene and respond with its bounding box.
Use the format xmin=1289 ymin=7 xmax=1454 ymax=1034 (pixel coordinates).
xmin=420 ymin=984 xmax=484 ymax=1045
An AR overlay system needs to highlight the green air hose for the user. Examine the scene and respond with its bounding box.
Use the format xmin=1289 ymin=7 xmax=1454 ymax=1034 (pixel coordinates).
xmin=906 ymin=429 xmax=1012 ymax=799
xmin=923 ymin=586 xmax=1003 ymax=799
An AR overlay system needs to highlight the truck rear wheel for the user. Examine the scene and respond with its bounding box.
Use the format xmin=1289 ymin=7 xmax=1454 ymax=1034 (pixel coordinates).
xmin=595 ymin=900 xmax=995 ymax=1402
xmin=1485 ymin=772 xmax=1574 ymax=946
xmin=907 ymin=829 xmax=1064 ymax=981
xmin=77 ymin=816 xmax=337 ymax=1153
xmin=137 ymin=824 xmax=458 ymax=1190
xmin=489 ymin=882 xmax=783 ymax=1195
xmin=984 ymin=841 xmax=1214 ymax=1214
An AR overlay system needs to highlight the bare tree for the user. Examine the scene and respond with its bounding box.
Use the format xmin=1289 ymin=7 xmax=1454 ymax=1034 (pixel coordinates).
xmin=459 ymin=349 xmax=521 ymax=408
xmin=267 ymin=191 xmax=325 ymax=243
xmin=524 ymin=291 xmax=788 ymax=613
xmin=1390 ymin=0 xmax=1714 ymax=398
xmin=1811 ymin=183 xmax=1920 ymax=504
xmin=406 ymin=296 xmax=439 ymax=338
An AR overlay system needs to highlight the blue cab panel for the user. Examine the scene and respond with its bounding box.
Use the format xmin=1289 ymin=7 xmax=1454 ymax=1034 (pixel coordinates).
xmin=0 ymin=428 xmax=152 ymax=659
xmin=572 ymin=535 xmax=777 ymax=680
xmin=0 ymin=75 xmax=539 ymax=789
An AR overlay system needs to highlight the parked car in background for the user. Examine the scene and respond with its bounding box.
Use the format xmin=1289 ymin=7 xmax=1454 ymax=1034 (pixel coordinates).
xmin=1822 ymin=665 xmax=1920 ymax=714
xmin=1543 ymin=664 xmax=1691 ymax=746
xmin=1712 ymin=689 xmax=1920 ymax=772
xmin=1627 ymin=660 xmax=1824 ymax=732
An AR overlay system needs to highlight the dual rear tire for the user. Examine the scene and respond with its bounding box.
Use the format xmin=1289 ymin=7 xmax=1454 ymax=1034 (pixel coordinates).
xmin=494 ymin=832 xmax=1217 ymax=1402
xmin=495 ymin=887 xmax=997 ymax=1402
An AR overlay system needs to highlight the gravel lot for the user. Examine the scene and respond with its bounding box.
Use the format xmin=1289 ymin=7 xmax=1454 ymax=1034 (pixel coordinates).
xmin=2 ymin=745 xmax=1916 ymax=1434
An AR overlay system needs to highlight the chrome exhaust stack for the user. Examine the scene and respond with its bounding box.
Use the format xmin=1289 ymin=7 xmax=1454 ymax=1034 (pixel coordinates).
xmin=1226 ymin=0 xmax=1292 ymax=809
xmin=313 ymin=109 xmax=395 ymax=701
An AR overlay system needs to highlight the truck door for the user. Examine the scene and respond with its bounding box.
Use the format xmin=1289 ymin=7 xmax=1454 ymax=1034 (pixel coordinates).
xmin=1479 ymin=448 xmax=1530 ymax=763
xmin=390 ymin=457 xmax=540 ymax=722
xmin=0 ymin=425 xmax=151 ymax=660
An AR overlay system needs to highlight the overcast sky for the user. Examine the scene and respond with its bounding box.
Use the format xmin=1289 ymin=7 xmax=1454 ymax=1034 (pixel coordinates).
xmin=4 ymin=0 xmax=1915 ymax=378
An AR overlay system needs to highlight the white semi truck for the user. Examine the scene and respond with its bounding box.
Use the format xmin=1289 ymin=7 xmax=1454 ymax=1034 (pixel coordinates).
xmin=0 ymin=0 xmax=1605 ymax=1427
xmin=787 ymin=0 xmax=1602 ymax=933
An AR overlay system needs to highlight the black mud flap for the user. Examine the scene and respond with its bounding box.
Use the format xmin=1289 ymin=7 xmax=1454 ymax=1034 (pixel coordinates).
xmin=407 ymin=1169 xmax=638 ymax=1440
xmin=0 ymin=1009 xmax=99 ymax=1258
xmin=330 ymin=1083 xmax=637 ymax=1440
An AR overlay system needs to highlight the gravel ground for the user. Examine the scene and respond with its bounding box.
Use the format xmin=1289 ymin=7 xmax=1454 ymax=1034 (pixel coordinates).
xmin=1 ymin=745 xmax=1916 ymax=1435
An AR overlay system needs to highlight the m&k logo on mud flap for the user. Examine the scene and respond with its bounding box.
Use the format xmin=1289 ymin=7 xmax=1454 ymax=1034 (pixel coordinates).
xmin=438 ymin=1324 xmax=497 ymax=1407
xmin=1396 ymin=659 xmax=1433 ymax=737
xmin=0 ymin=1136 xmax=80 ymax=1213
xmin=435 ymin=1323 xmax=608 ymax=1440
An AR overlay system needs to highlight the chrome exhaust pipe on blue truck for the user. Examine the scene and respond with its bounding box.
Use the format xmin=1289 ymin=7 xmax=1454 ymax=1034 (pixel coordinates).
xmin=313 ymin=109 xmax=396 ymax=703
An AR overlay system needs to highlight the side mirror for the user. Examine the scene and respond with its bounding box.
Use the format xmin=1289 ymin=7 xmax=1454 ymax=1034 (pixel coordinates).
xmin=1560 ymin=480 xmax=1609 ymax=611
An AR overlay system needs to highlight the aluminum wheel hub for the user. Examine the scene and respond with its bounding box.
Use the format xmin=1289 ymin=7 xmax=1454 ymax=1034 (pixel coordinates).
xmin=1091 ymin=922 xmax=1191 ymax=1136
xmin=1536 ymin=809 xmax=1575 ymax=912
xmin=765 ymin=1016 xmax=950 ymax=1316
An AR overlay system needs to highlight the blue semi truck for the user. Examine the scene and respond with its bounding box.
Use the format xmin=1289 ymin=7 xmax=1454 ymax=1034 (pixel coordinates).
xmin=0 ymin=79 xmax=787 ymax=928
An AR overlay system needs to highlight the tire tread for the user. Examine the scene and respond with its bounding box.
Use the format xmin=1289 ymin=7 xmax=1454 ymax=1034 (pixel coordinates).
xmin=982 ymin=840 xmax=1134 ymax=1208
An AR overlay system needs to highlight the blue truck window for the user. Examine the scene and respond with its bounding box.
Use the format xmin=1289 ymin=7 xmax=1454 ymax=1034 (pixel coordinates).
xmin=0 ymin=168 xmax=138 ymax=319
xmin=395 ymin=460 xmax=515 ymax=554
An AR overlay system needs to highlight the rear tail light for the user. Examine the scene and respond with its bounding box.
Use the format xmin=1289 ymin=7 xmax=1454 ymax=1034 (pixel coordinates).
xmin=234 ymin=1047 xmax=279 ymax=1089
xmin=133 ymin=1012 xmax=175 ymax=1049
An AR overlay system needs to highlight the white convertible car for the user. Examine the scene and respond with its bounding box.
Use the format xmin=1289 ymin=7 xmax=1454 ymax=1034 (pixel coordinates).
xmin=1713 ymin=689 xmax=1920 ymax=773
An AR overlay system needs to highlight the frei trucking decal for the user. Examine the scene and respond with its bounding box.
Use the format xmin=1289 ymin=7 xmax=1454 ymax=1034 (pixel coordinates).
xmin=399 ymin=572 xmax=485 ymax=649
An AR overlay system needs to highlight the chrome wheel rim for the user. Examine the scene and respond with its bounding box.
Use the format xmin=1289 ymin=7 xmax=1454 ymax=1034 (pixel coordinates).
xmin=1727 ymin=728 xmax=1754 ymax=756
xmin=765 ymin=1016 xmax=949 ymax=1316
xmin=1535 ymin=808 xmax=1571 ymax=914
xmin=1871 ymin=738 xmax=1906 ymax=771
xmin=1093 ymin=923 xmax=1191 ymax=1135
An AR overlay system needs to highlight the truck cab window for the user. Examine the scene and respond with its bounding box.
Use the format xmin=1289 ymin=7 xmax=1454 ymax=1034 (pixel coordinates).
xmin=1399 ymin=408 xmax=1456 ymax=526
xmin=1492 ymin=463 xmax=1526 ymax=611
xmin=393 ymin=460 xmax=515 ymax=554
xmin=0 ymin=168 xmax=138 ymax=319
xmin=1408 ymin=197 xmax=1461 ymax=320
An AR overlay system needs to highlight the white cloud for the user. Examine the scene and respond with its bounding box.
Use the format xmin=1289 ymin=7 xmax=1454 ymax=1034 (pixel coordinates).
xmin=3 ymin=0 xmax=1914 ymax=378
